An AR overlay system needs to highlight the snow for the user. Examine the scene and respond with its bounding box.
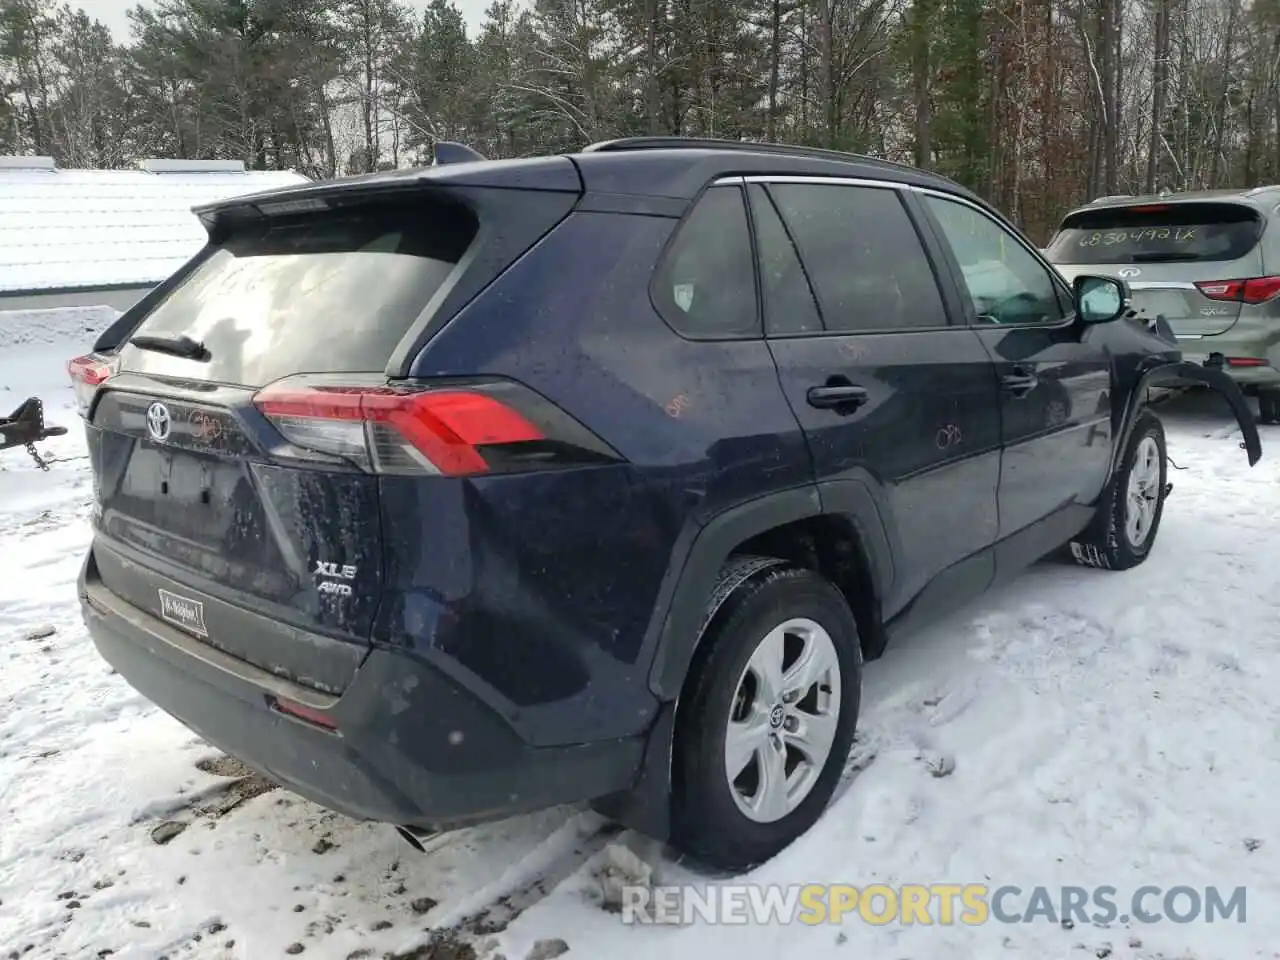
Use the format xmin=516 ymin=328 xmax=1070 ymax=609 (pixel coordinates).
xmin=3 ymin=310 xmax=1279 ymax=960
xmin=0 ymin=167 xmax=309 ymax=294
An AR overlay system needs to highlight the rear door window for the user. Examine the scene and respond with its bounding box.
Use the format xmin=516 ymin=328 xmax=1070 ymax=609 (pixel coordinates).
xmin=121 ymin=198 xmax=478 ymax=387
xmin=766 ymin=182 xmax=949 ymax=333
xmin=747 ymin=184 xmax=823 ymax=336
xmin=1047 ymin=202 xmax=1263 ymax=265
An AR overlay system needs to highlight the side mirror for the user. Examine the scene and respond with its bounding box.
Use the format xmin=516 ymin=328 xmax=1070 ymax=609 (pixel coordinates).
xmin=1073 ymin=274 xmax=1130 ymax=324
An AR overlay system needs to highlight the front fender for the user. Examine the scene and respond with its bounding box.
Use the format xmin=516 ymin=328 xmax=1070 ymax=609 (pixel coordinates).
xmin=1115 ymin=361 xmax=1262 ymax=472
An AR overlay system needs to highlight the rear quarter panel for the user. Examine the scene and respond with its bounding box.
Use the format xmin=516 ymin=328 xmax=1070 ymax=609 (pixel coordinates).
xmin=391 ymin=210 xmax=812 ymax=745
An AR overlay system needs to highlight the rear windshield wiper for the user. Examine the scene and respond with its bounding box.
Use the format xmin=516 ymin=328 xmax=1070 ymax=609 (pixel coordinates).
xmin=129 ymin=334 xmax=211 ymax=362
xmin=1129 ymin=252 xmax=1203 ymax=263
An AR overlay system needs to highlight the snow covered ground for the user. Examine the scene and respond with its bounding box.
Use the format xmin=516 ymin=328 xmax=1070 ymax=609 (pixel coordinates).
xmin=2 ymin=308 xmax=1278 ymax=960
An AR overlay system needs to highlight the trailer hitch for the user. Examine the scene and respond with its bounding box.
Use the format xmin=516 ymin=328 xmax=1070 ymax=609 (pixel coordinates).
xmin=0 ymin=397 xmax=68 ymax=470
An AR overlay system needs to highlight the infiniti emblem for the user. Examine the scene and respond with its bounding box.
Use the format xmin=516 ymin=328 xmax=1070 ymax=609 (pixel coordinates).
xmin=146 ymin=401 xmax=172 ymax=443
xmin=1118 ymin=267 xmax=1142 ymax=278
xmin=769 ymin=704 xmax=785 ymax=729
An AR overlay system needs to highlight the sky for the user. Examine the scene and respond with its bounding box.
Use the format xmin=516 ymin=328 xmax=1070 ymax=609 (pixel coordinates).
xmin=72 ymin=0 xmax=494 ymax=40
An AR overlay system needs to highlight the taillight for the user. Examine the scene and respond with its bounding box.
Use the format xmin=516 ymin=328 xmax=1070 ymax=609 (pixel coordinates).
xmin=68 ymin=353 xmax=120 ymax=416
xmin=252 ymin=379 xmax=619 ymax=477
xmin=1194 ymin=276 xmax=1280 ymax=304
xmin=1226 ymin=357 xmax=1269 ymax=367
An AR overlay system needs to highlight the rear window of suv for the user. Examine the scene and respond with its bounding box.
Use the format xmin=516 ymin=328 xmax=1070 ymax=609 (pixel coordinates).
xmin=121 ymin=197 xmax=478 ymax=387
xmin=1046 ymin=201 xmax=1263 ymax=265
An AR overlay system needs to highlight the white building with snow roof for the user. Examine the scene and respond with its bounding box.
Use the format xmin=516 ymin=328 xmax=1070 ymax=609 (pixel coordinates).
xmin=0 ymin=157 xmax=309 ymax=313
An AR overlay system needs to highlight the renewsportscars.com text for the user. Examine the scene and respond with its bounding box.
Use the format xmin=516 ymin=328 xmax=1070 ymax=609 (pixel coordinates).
xmin=620 ymin=883 xmax=1248 ymax=926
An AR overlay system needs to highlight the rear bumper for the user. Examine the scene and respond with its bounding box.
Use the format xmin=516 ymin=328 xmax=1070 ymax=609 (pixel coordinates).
xmin=1177 ymin=333 xmax=1280 ymax=388
xmin=1181 ymin=355 xmax=1280 ymax=388
xmin=79 ymin=555 xmax=645 ymax=829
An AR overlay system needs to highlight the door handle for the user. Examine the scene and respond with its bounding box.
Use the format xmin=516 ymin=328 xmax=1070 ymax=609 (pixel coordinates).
xmin=807 ymin=381 xmax=869 ymax=411
xmin=1001 ymin=370 xmax=1038 ymax=398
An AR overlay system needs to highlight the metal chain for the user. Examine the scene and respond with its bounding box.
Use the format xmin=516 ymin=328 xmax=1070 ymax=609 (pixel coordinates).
xmin=21 ymin=445 xmax=88 ymax=472
xmin=26 ymin=442 xmax=51 ymax=471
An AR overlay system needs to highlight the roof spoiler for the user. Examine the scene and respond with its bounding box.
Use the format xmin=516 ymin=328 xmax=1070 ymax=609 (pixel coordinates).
xmin=192 ymin=142 xmax=499 ymax=237
xmin=433 ymin=142 xmax=486 ymax=165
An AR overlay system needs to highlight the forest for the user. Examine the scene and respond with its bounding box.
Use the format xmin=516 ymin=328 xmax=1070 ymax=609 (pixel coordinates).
xmin=2 ymin=0 xmax=1278 ymax=241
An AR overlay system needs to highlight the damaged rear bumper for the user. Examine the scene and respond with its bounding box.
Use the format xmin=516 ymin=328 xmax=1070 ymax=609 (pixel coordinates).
xmin=78 ymin=552 xmax=644 ymax=830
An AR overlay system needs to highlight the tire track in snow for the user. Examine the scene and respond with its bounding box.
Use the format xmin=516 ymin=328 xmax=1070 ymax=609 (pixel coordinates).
xmin=386 ymin=813 xmax=623 ymax=957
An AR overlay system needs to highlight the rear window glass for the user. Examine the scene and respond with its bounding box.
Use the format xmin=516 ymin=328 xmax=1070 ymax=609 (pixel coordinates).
xmin=122 ymin=199 xmax=477 ymax=387
xmin=1047 ymin=202 xmax=1262 ymax=265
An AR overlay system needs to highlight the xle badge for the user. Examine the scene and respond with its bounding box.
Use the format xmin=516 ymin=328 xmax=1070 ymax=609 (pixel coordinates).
xmin=315 ymin=560 xmax=357 ymax=597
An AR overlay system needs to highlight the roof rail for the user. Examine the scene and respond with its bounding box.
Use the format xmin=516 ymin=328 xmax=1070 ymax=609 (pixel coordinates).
xmin=433 ymin=141 xmax=486 ymax=165
xmin=581 ymin=136 xmax=919 ymax=173
xmin=140 ymin=158 xmax=247 ymax=174
xmin=0 ymin=156 xmax=56 ymax=171
xmin=1089 ymin=194 xmax=1133 ymax=203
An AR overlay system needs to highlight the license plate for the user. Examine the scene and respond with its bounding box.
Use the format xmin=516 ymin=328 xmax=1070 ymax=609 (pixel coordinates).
xmin=158 ymin=589 xmax=208 ymax=637
xmin=1133 ymin=291 xmax=1191 ymax=317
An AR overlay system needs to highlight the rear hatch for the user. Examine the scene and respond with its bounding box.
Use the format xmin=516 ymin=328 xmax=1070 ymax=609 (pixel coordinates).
xmin=74 ymin=182 xmax=574 ymax=692
xmin=1046 ymin=199 xmax=1267 ymax=337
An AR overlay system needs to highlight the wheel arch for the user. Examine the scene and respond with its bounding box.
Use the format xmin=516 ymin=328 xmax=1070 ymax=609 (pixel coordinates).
xmin=647 ymin=484 xmax=891 ymax=701
xmin=592 ymin=485 xmax=891 ymax=840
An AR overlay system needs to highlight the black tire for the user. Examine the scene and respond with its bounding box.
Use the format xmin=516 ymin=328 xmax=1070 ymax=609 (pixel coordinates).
xmin=1259 ymin=390 xmax=1280 ymax=425
xmin=1068 ymin=410 xmax=1168 ymax=571
xmin=670 ymin=564 xmax=862 ymax=872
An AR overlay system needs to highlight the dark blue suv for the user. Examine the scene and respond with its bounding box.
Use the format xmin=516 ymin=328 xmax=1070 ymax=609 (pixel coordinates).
xmin=72 ymin=138 xmax=1261 ymax=871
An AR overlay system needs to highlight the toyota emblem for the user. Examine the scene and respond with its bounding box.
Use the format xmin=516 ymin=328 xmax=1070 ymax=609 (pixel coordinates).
xmin=146 ymin=401 xmax=172 ymax=443
xmin=1118 ymin=267 xmax=1142 ymax=278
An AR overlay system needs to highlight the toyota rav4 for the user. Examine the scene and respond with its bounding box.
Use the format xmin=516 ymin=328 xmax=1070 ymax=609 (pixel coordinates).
xmin=73 ymin=139 xmax=1261 ymax=872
